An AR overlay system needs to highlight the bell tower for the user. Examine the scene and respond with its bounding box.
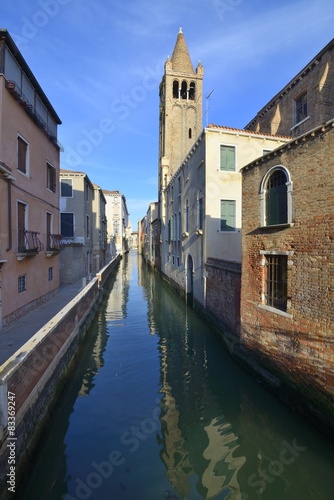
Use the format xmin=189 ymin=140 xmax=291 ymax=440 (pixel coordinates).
xmin=158 ymin=28 xmax=204 ymax=194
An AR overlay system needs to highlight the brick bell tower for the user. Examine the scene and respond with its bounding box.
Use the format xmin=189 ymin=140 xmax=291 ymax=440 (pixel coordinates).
xmin=158 ymin=28 xmax=204 ymax=195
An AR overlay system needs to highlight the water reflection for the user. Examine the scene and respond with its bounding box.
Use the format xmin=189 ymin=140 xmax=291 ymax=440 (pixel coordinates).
xmin=16 ymin=253 xmax=334 ymax=500
xmin=140 ymin=254 xmax=334 ymax=500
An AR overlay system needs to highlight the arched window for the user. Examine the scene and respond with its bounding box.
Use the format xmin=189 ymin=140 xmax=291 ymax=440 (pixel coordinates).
xmin=181 ymin=81 xmax=187 ymax=99
xmin=189 ymin=82 xmax=195 ymax=100
xmin=260 ymin=166 xmax=293 ymax=227
xmin=173 ymin=80 xmax=179 ymax=99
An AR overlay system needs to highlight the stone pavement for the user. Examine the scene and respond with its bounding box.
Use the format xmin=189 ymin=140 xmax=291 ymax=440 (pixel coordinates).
xmin=0 ymin=280 xmax=84 ymax=366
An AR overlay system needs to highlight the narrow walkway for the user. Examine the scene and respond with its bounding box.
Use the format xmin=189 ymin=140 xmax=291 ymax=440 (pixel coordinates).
xmin=0 ymin=281 xmax=83 ymax=366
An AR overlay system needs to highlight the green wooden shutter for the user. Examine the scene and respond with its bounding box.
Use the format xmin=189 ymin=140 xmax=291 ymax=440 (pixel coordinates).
xmin=220 ymin=145 xmax=235 ymax=171
xmin=220 ymin=200 xmax=236 ymax=231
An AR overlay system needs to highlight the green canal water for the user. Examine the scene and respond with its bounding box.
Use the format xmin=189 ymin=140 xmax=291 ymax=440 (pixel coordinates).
xmin=18 ymin=252 xmax=334 ymax=499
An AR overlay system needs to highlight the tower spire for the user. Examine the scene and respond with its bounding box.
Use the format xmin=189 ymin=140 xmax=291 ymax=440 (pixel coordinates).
xmin=170 ymin=28 xmax=194 ymax=73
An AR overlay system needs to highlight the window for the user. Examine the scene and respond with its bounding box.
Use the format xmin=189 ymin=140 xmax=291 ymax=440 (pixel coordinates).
xmin=220 ymin=200 xmax=236 ymax=231
xmin=48 ymin=267 xmax=53 ymax=281
xmin=173 ymin=80 xmax=179 ymax=99
xmin=61 ymin=179 xmax=73 ymax=197
xmin=185 ymin=199 xmax=189 ymax=232
xmin=260 ymin=166 xmax=293 ymax=227
xmin=178 ymin=212 xmax=182 ymax=240
xmin=188 ymin=128 xmax=192 ymax=139
xmin=86 ymin=215 xmax=90 ymax=238
xmin=18 ymin=275 xmax=26 ymax=293
xmin=17 ymin=201 xmax=27 ymax=251
xmin=265 ymin=255 xmax=288 ymax=311
xmin=198 ymin=195 xmax=204 ymax=230
xmin=189 ymin=82 xmax=195 ymax=100
xmin=47 ymin=163 xmax=56 ymax=192
xmin=46 ymin=212 xmax=52 ymax=250
xmin=266 ymin=169 xmax=288 ymax=225
xmin=295 ymin=92 xmax=307 ymax=124
xmin=170 ymin=216 xmax=174 ymax=242
xmin=181 ymin=81 xmax=187 ymax=99
xmin=17 ymin=135 xmax=29 ymax=174
xmin=220 ymin=145 xmax=236 ymax=171
xmin=61 ymin=213 xmax=74 ymax=237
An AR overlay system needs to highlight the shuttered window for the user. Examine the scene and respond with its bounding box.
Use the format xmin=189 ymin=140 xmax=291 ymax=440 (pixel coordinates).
xmin=220 ymin=145 xmax=235 ymax=171
xmin=220 ymin=200 xmax=236 ymax=231
xmin=18 ymin=136 xmax=28 ymax=174
xmin=266 ymin=170 xmax=287 ymax=225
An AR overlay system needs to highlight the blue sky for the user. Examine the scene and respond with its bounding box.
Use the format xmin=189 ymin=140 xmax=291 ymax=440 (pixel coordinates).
xmin=2 ymin=0 xmax=334 ymax=226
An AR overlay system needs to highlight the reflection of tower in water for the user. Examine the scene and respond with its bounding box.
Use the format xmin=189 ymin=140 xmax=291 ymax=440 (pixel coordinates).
xmin=141 ymin=263 xmax=246 ymax=499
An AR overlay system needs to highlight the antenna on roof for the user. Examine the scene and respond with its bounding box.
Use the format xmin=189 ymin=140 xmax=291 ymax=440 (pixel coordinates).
xmin=205 ymin=89 xmax=214 ymax=126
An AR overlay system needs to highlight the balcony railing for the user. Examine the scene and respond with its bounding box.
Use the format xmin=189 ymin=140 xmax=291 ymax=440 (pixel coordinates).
xmin=46 ymin=234 xmax=62 ymax=255
xmin=17 ymin=230 xmax=44 ymax=257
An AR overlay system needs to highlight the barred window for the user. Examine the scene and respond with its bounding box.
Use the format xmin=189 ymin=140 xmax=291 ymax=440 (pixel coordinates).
xmin=266 ymin=255 xmax=288 ymax=311
xmin=18 ymin=275 xmax=26 ymax=293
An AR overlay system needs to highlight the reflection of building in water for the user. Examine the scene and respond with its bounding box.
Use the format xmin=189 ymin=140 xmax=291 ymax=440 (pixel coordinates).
xmin=140 ymin=262 xmax=246 ymax=498
xmin=78 ymin=309 xmax=109 ymax=396
xmin=105 ymin=254 xmax=130 ymax=321
xmin=202 ymin=417 xmax=245 ymax=498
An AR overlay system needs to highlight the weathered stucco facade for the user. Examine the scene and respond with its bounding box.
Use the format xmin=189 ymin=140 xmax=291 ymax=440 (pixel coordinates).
xmin=240 ymin=120 xmax=334 ymax=435
xmin=0 ymin=29 xmax=61 ymax=328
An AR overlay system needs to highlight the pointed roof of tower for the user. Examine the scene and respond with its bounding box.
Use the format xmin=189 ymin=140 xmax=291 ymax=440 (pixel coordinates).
xmin=170 ymin=27 xmax=194 ymax=73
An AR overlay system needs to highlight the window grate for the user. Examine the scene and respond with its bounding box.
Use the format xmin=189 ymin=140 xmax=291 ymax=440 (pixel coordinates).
xmin=266 ymin=255 xmax=287 ymax=311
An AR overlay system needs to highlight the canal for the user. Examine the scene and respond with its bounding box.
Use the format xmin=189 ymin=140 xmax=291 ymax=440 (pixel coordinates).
xmin=18 ymin=251 xmax=334 ymax=500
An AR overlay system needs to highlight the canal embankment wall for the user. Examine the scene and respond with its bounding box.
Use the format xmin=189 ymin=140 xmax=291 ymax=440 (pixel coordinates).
xmin=0 ymin=255 xmax=121 ymax=492
xmin=145 ymin=255 xmax=334 ymax=441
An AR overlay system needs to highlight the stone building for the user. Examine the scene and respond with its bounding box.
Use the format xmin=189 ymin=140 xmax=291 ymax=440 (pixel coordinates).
xmin=0 ymin=29 xmax=61 ymax=327
xmin=103 ymin=190 xmax=130 ymax=256
xmin=240 ymin=119 xmax=334 ymax=435
xmin=92 ymin=184 xmax=108 ymax=272
xmin=141 ymin=202 xmax=159 ymax=267
xmin=161 ymin=125 xmax=289 ymax=334
xmin=245 ymin=38 xmax=334 ymax=137
xmin=59 ymin=169 xmax=95 ymax=284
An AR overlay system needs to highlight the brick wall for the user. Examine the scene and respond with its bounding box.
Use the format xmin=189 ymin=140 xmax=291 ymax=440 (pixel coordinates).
xmin=205 ymin=258 xmax=241 ymax=336
xmin=245 ymin=41 xmax=334 ymax=137
xmin=240 ymin=123 xmax=334 ymax=435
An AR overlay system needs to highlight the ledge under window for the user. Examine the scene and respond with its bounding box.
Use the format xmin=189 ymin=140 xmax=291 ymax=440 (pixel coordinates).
xmin=258 ymin=303 xmax=293 ymax=319
xmin=259 ymin=223 xmax=294 ymax=230
xmin=290 ymin=115 xmax=310 ymax=131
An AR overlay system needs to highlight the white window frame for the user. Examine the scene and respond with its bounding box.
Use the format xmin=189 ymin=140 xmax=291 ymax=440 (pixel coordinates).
xmin=220 ymin=199 xmax=237 ymax=232
xmin=259 ymin=165 xmax=293 ymax=228
xmin=17 ymin=133 xmax=30 ymax=176
xmin=219 ymin=143 xmax=236 ymax=172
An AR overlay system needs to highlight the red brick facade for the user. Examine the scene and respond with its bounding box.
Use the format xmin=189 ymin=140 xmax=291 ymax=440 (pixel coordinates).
xmin=240 ymin=121 xmax=334 ymax=434
xmin=205 ymin=258 xmax=241 ymax=335
xmin=245 ymin=39 xmax=334 ymax=138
